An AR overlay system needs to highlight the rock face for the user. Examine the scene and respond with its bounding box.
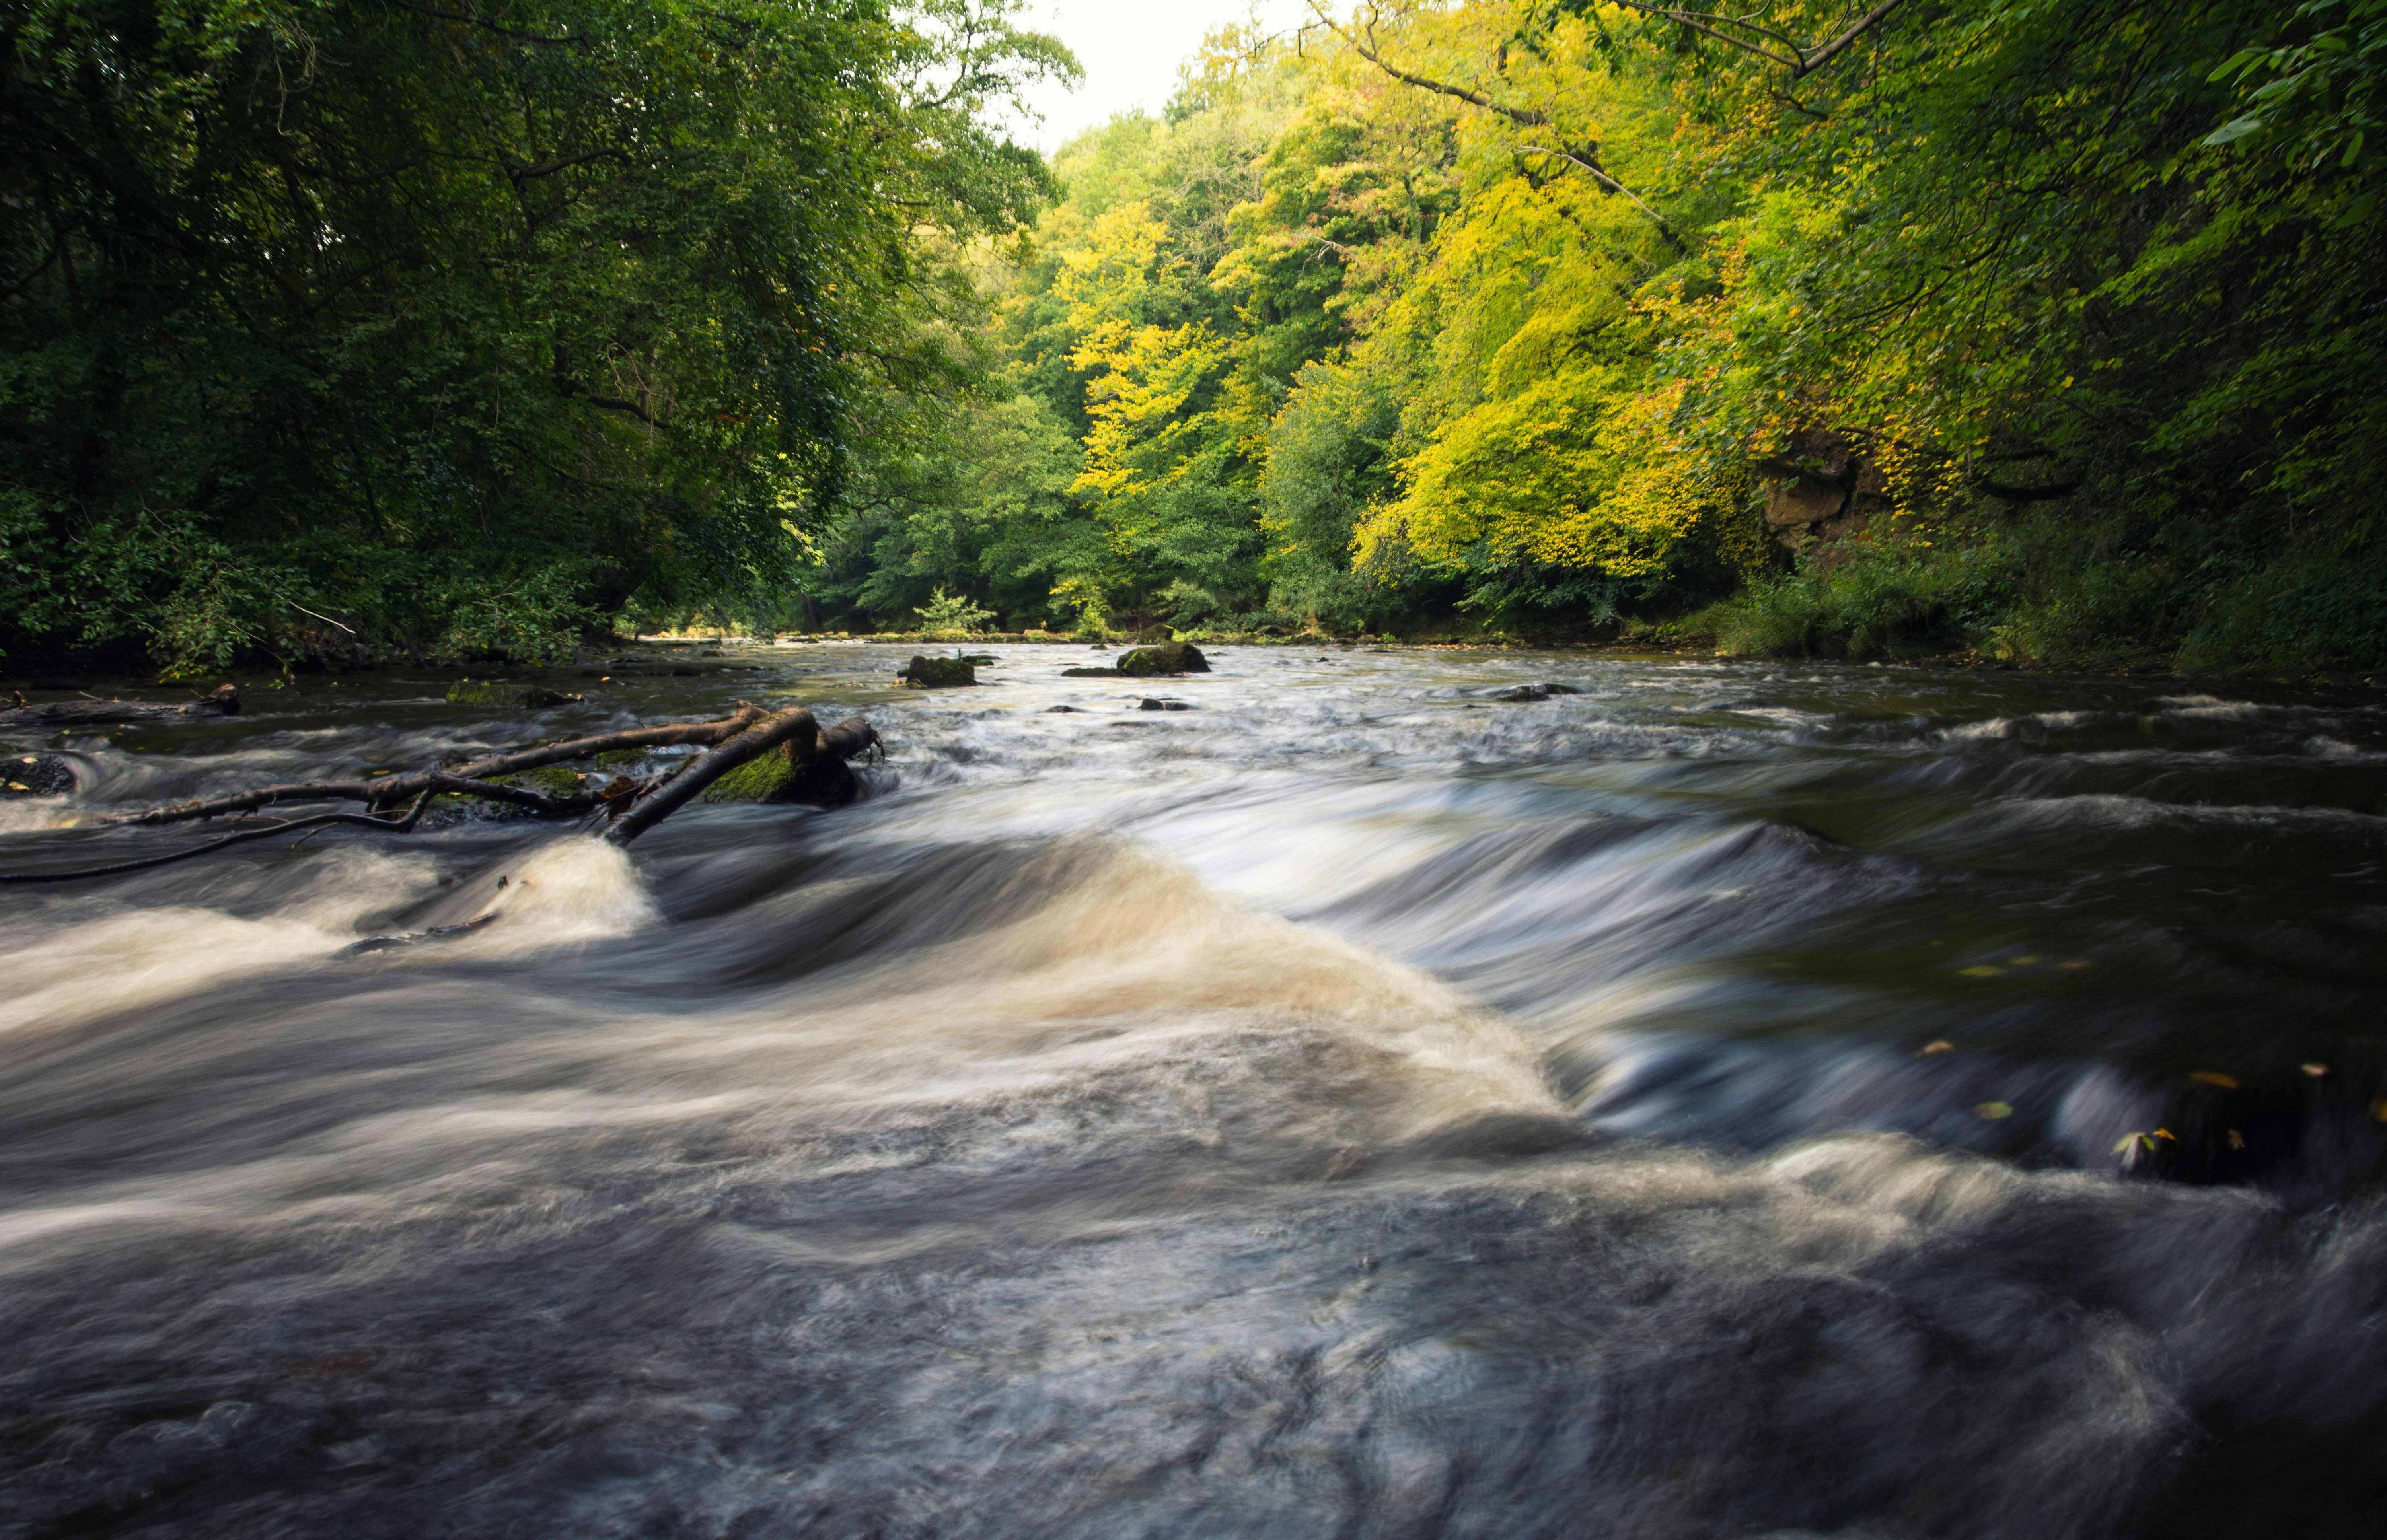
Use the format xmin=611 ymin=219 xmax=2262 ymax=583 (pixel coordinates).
xmin=1116 ymin=642 xmax=1210 ymax=677
xmin=447 ymin=680 xmax=584 ymax=709
xmin=1756 ymin=428 xmax=1893 ymax=554
xmin=898 ymin=655 xmax=977 ymax=688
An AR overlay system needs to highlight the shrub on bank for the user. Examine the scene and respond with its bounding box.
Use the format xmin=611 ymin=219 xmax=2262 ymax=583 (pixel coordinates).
xmin=1689 ymin=541 xmax=2021 ymax=659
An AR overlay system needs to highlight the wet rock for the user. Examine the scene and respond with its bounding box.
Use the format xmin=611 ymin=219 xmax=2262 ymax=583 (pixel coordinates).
xmin=899 ymin=655 xmax=977 ymax=688
xmin=1060 ymin=667 xmax=1120 ymax=678
xmin=1117 ymin=641 xmax=1210 ymax=677
xmin=446 ymin=679 xmax=585 ymax=709
xmin=1136 ymin=697 xmax=1195 ymax=711
xmin=1490 ymin=684 xmax=1552 ymax=702
xmin=1 ymin=749 xmax=74 ymax=796
xmin=1042 ymin=704 xmax=1083 ymax=713
xmin=959 ymin=653 xmax=999 ymax=665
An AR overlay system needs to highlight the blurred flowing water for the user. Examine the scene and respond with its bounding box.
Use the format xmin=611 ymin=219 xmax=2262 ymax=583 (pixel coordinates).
xmin=1 ymin=643 xmax=2383 ymax=1539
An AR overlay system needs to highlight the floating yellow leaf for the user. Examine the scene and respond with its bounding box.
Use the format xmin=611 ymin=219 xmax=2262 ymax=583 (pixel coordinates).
xmin=2153 ymin=1128 xmax=2175 ymax=1140
xmin=1959 ymin=966 xmax=2002 ymax=978
xmin=2373 ymin=1097 xmax=2387 ymax=1124
xmin=2301 ymin=1062 xmax=2330 ymax=1077
xmin=2189 ymin=1072 xmax=2240 ymax=1090
xmin=1976 ymin=1101 xmax=2014 ymax=1119
xmin=2227 ymin=1129 xmax=2246 ymax=1149
xmin=2010 ymin=955 xmax=2042 ymax=966
xmin=2058 ymin=960 xmax=2096 ymax=971
xmin=1921 ymin=1040 xmax=1955 ymax=1055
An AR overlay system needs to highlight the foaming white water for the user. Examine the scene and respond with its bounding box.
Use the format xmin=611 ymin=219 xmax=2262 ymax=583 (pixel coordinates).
xmin=442 ymin=836 xmax=659 ymax=953
xmin=0 ymin=847 xmax=436 ymax=1033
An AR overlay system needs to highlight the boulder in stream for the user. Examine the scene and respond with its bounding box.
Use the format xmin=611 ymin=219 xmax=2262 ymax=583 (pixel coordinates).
xmin=899 ymin=655 xmax=977 ymax=688
xmin=1116 ymin=642 xmax=1209 ymax=677
xmin=1 ymin=749 xmax=75 ymax=796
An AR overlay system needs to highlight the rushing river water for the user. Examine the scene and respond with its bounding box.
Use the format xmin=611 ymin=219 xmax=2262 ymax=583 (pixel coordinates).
xmin=1 ymin=643 xmax=2383 ymax=1538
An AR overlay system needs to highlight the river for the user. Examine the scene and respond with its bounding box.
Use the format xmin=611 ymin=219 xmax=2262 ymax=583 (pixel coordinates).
xmin=1 ymin=643 xmax=2382 ymax=1538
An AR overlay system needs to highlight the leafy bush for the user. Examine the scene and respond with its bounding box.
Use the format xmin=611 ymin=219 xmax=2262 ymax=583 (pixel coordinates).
xmin=913 ymin=587 xmax=997 ymax=634
xmin=1692 ymin=541 xmax=2020 ymax=659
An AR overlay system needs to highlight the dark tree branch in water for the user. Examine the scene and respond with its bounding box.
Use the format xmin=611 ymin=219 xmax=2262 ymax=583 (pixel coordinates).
xmin=0 ymin=791 xmax=440 ymax=885
xmin=0 ymin=685 xmax=241 ymax=730
xmin=0 ymin=705 xmax=880 ymax=883
xmin=103 ymin=705 xmax=773 ymax=828
xmin=603 ymin=706 xmax=878 ymax=846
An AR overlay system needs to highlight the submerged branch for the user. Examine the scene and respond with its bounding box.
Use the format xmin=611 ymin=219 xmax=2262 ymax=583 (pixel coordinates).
xmin=1 ymin=703 xmax=881 ymax=883
xmin=104 ymin=706 xmax=769 ymax=828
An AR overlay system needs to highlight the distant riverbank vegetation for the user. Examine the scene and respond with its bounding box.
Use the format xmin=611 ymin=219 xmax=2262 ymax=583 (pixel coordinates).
xmin=7 ymin=2 xmax=2382 ymax=673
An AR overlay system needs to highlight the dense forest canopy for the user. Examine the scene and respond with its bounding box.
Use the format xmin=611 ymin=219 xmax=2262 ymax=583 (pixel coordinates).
xmin=0 ymin=0 xmax=1071 ymax=671
xmin=811 ymin=0 xmax=2386 ymax=667
xmin=6 ymin=0 xmax=2382 ymax=670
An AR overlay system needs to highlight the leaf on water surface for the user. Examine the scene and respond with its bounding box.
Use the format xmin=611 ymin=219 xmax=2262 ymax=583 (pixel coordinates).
xmin=2301 ymin=1062 xmax=2330 ymax=1076
xmin=1959 ymin=965 xmax=2003 ymax=978
xmin=1920 ymin=1040 xmax=1955 ymax=1055
xmin=2189 ymin=1072 xmax=2241 ymax=1089
xmin=2372 ymin=1097 xmax=2387 ymax=1124
xmin=2228 ymin=1129 xmax=2247 ymax=1149
xmin=2009 ymin=955 xmax=2042 ymax=965
xmin=1976 ymin=1102 xmax=2014 ymax=1119
xmin=2058 ymin=960 xmax=2097 ymax=970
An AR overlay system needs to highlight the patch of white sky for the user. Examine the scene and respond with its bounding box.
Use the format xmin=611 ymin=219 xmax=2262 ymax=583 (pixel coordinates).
xmin=998 ymin=0 xmax=1318 ymax=154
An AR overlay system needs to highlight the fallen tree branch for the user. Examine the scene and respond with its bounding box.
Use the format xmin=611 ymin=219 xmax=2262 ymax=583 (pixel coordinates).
xmin=0 ymin=702 xmax=881 ymax=883
xmin=0 ymin=684 xmax=240 ymax=730
xmin=0 ymin=790 xmax=439 ymax=885
xmin=603 ymin=705 xmax=877 ymax=846
xmin=104 ymin=704 xmax=769 ymax=828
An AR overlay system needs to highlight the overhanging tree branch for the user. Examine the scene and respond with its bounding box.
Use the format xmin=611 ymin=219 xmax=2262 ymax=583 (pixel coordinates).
xmin=1309 ymin=3 xmax=1684 ymax=250
xmin=1610 ymin=0 xmax=1913 ymax=78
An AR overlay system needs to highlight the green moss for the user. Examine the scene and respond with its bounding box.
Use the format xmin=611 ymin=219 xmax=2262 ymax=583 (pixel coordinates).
xmin=701 ymin=745 xmax=795 ymax=802
xmin=448 ymin=679 xmax=584 ymax=709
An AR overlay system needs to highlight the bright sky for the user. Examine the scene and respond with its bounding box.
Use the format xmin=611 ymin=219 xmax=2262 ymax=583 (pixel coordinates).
xmin=1005 ymin=0 xmax=1316 ymax=152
